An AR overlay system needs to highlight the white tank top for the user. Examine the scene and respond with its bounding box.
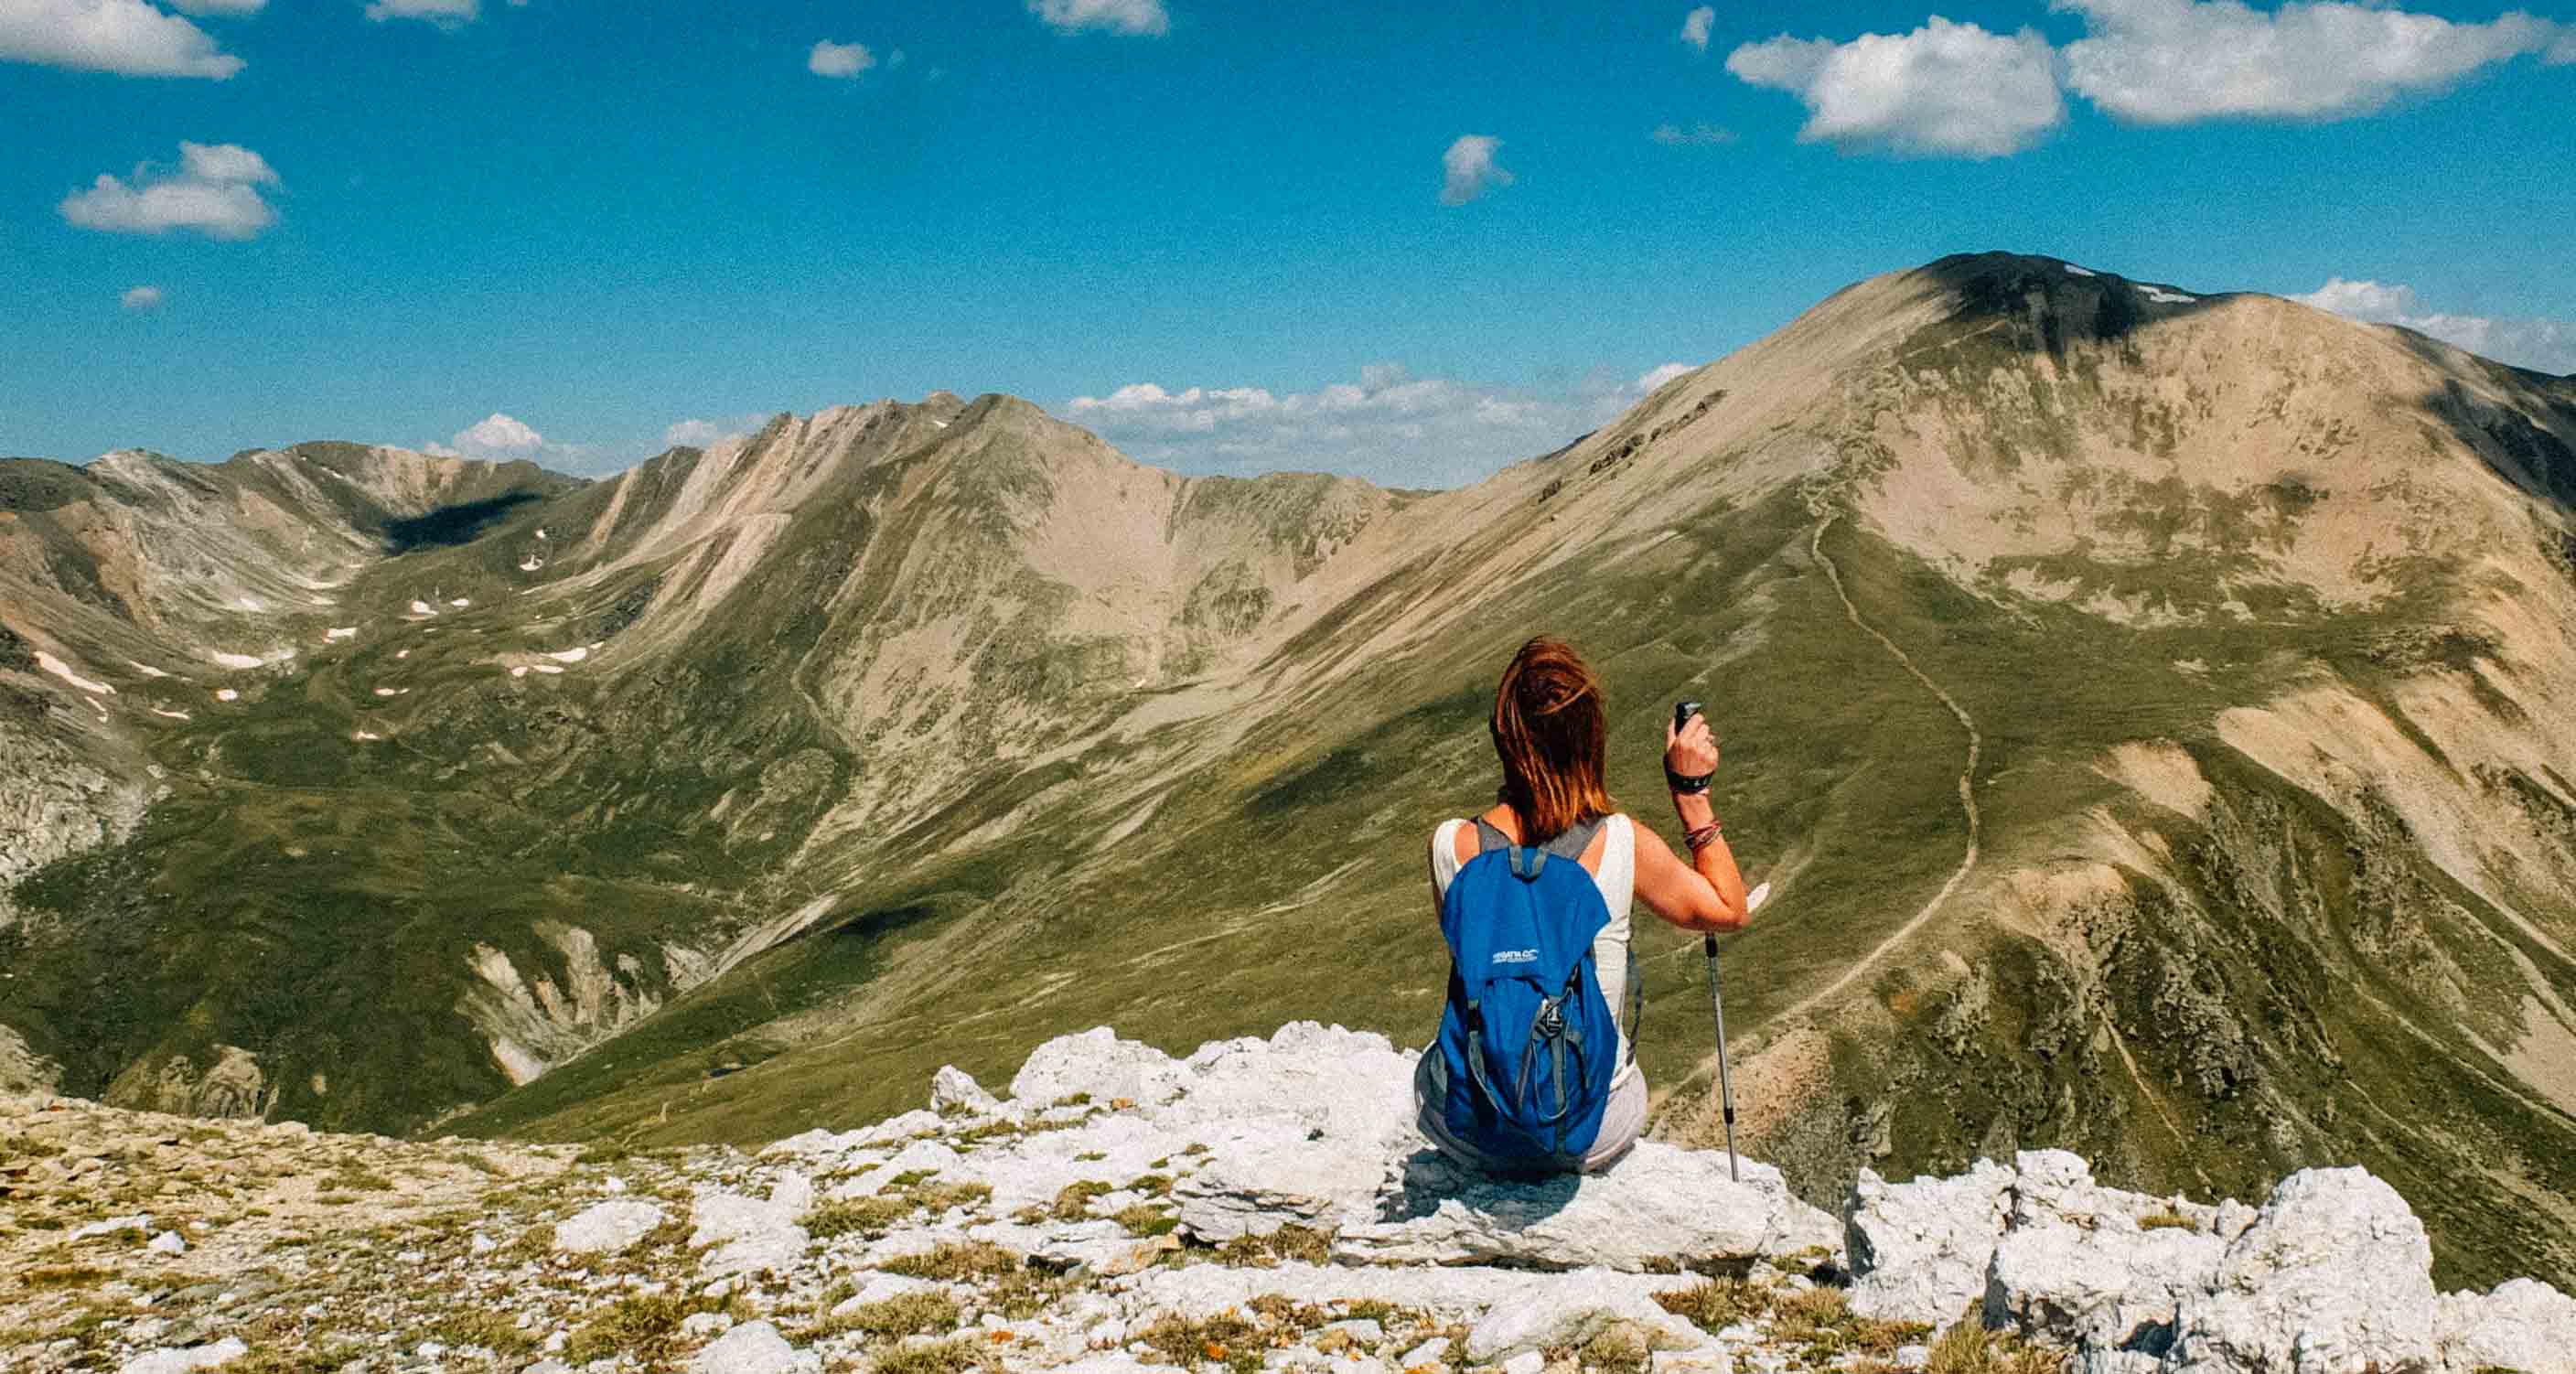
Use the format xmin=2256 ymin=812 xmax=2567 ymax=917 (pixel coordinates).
xmin=1429 ymin=813 xmax=1640 ymax=1088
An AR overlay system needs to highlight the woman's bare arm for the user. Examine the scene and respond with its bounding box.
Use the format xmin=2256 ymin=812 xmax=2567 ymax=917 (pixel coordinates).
xmin=1633 ymin=712 xmax=1750 ymax=933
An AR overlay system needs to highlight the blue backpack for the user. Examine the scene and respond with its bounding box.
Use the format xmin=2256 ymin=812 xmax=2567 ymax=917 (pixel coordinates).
xmin=1433 ymin=816 xmax=1621 ymax=1172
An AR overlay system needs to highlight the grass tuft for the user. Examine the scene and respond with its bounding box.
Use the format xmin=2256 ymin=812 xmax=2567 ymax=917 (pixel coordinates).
xmin=881 ymin=1241 xmax=1021 ymax=1282
xmin=1925 ymin=1319 xmax=2067 ymax=1374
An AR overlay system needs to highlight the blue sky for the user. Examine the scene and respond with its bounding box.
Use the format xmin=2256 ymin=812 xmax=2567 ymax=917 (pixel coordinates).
xmin=5 ymin=0 xmax=2573 ymax=486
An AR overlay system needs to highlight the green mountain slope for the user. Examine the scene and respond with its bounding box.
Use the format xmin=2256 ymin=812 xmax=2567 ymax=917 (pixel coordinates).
xmin=5 ymin=253 xmax=2573 ymax=1291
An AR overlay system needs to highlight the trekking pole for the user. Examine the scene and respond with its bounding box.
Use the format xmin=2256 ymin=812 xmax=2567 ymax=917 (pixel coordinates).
xmin=1705 ymin=881 xmax=1769 ymax=1184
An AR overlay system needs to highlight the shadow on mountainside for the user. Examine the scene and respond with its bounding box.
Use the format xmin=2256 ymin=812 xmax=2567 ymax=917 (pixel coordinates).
xmin=1904 ymin=251 xmax=2233 ymax=364
xmin=2390 ymin=329 xmax=2576 ymax=523
xmin=381 ymin=490 xmax=545 ymax=553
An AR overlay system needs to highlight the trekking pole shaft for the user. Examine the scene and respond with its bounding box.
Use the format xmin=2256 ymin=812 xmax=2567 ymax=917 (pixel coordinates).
xmin=1705 ymin=933 xmax=1739 ymax=1182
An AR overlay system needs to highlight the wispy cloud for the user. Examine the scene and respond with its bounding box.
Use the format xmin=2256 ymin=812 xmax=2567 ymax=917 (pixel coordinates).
xmin=0 ymin=0 xmax=245 ymax=79
xmin=1068 ymin=360 xmax=1708 ymax=487
xmin=364 ymin=0 xmax=484 ymax=28
xmin=1028 ymin=0 xmax=1167 ymax=38
xmin=1650 ymin=122 xmax=1738 ymax=146
xmin=2058 ymin=0 xmax=2568 ymax=123
xmin=1728 ymin=16 xmax=2065 ymax=158
xmin=1439 ymin=134 xmax=1513 ymax=206
xmin=808 ymin=38 xmax=875 ymax=78
xmin=2293 ymin=278 xmax=2576 ymax=376
xmin=121 ymin=284 xmax=166 ymax=311
xmin=661 ymin=414 xmax=767 ymax=449
xmin=1680 ymin=5 xmax=1714 ymax=51
xmin=60 ymin=141 xmax=280 ymax=240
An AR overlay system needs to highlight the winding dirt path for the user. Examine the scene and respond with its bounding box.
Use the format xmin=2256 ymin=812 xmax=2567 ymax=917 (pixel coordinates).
xmin=1766 ymin=512 xmax=1983 ymax=1029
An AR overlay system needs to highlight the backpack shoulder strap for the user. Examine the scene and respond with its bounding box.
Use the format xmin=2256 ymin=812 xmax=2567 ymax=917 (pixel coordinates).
xmin=1543 ymin=815 xmax=1605 ymax=861
xmin=1475 ymin=815 xmax=1606 ymax=863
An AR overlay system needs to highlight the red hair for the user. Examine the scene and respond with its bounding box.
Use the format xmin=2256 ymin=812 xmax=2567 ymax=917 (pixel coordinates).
xmin=1490 ymin=637 xmax=1615 ymax=843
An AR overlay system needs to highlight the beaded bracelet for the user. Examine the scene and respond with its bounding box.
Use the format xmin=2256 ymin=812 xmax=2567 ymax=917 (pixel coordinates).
xmin=1684 ymin=819 xmax=1725 ymax=851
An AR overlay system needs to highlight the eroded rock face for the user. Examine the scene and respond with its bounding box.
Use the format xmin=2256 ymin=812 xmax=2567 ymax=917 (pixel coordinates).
xmin=2433 ymin=1279 xmax=2576 ymax=1374
xmin=1844 ymin=1147 xmax=2522 ymax=1374
xmin=2166 ymin=1168 xmax=2437 ymax=1374
xmin=1845 ymin=1157 xmax=2016 ymax=1325
xmin=1983 ymin=1153 xmax=2230 ymax=1362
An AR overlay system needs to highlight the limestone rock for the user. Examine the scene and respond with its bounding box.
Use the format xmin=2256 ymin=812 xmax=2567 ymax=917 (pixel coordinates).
xmin=1985 ymin=1197 xmax=2223 ymax=1359
xmin=932 ymin=1065 xmax=1003 ymax=1116
xmin=1465 ymin=1269 xmax=1704 ymax=1361
xmin=1844 ymin=1158 xmax=2016 ymax=1326
xmin=2433 ymin=1278 xmax=2576 ymax=1374
xmin=2165 ymin=1167 xmax=2437 ymax=1374
xmin=1398 ymin=1337 xmax=1451 ymax=1369
xmin=687 ymin=1320 xmax=820 ymax=1374
xmin=1009 ymin=1026 xmax=1189 ymax=1110
xmin=553 ymin=1199 xmax=668 ymax=1255
xmin=1335 ymin=1142 xmax=1837 ymax=1271
xmin=120 ymin=1341 xmax=248 ymax=1374
xmin=1983 ymin=1151 xmax=2226 ymax=1360
xmin=1176 ymin=1132 xmax=1395 ymax=1243
xmin=692 ymin=1175 xmax=813 ymax=1278
xmin=832 ymin=1273 xmax=945 ymax=1315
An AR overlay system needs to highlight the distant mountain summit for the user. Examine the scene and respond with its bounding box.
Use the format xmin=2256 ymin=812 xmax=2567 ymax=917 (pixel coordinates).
xmin=4 ymin=252 xmax=2572 ymax=1290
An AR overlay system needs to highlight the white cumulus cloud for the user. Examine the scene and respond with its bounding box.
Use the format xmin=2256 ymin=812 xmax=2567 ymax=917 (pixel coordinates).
xmin=60 ymin=140 xmax=279 ymax=239
xmin=364 ymin=0 xmax=479 ymax=27
xmin=453 ymin=413 xmax=542 ymax=454
xmin=1636 ymin=362 xmax=1697 ymax=392
xmin=2057 ymin=0 xmax=2570 ymax=123
xmin=808 ymin=38 xmax=874 ymax=77
xmin=1680 ymin=5 xmax=1714 ymax=50
xmin=1439 ymin=134 xmax=1513 ymax=206
xmin=1028 ymin=0 xmax=1167 ymax=37
xmin=121 ymin=284 xmax=165 ymax=310
xmin=1727 ymin=16 xmax=2066 ymax=157
xmin=2292 ymin=278 xmax=2576 ymax=375
xmin=0 ymin=0 xmax=245 ymax=79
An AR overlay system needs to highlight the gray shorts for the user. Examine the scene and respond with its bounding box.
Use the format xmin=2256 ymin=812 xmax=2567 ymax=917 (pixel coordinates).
xmin=1411 ymin=1050 xmax=1647 ymax=1175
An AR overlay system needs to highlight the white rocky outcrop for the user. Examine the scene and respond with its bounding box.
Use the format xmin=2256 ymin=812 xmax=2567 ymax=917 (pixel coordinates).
xmin=1335 ymin=1143 xmax=1836 ymax=1271
xmin=118 ymin=1340 xmax=247 ymax=1374
xmin=691 ymin=1172 xmax=813 ymax=1277
xmin=2435 ymin=1279 xmax=2576 ymax=1374
xmin=14 ymin=1024 xmax=2573 ymax=1374
xmin=1847 ymin=1156 xmax=2015 ymax=1325
xmin=687 ymin=1321 xmax=820 ymax=1374
xmin=1463 ymin=1270 xmax=1703 ymax=1361
xmin=2165 ymin=1168 xmax=2436 ymax=1374
xmin=553 ymin=1198 xmax=667 ymax=1254
xmin=1844 ymin=1147 xmax=2559 ymax=1374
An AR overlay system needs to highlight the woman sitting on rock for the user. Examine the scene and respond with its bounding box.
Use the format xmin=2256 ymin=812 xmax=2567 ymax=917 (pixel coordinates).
xmin=1415 ymin=635 xmax=1751 ymax=1175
